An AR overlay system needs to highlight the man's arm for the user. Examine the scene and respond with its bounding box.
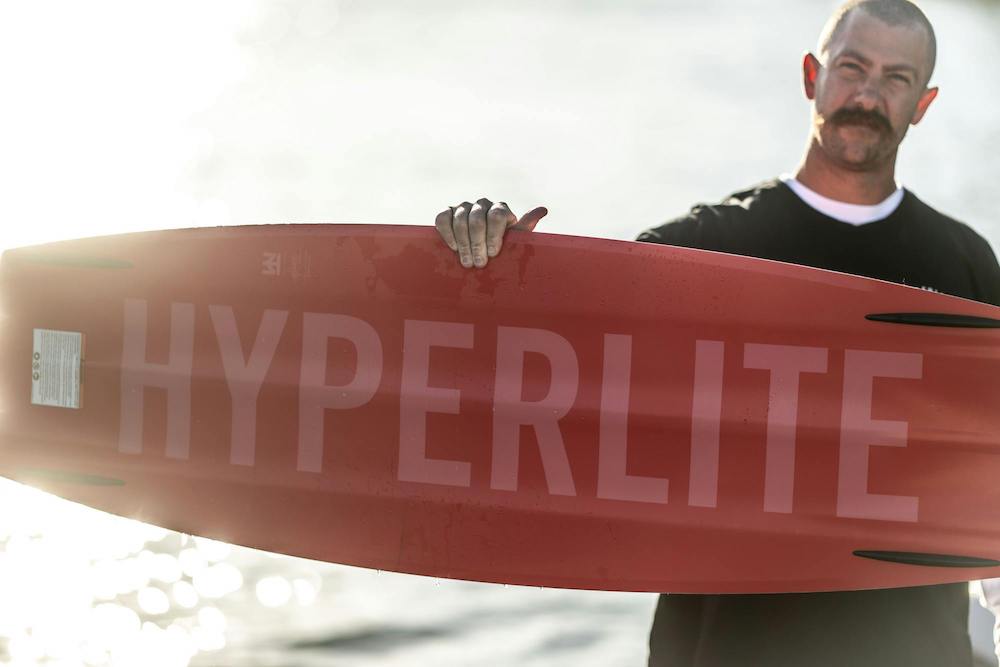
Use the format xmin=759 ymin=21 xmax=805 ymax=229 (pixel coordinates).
xmin=964 ymin=230 xmax=1000 ymax=307
xmin=647 ymin=594 xmax=705 ymax=666
xmin=636 ymin=205 xmax=729 ymax=252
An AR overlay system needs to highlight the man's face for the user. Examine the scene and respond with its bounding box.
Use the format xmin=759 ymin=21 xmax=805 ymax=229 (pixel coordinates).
xmin=808 ymin=10 xmax=937 ymax=171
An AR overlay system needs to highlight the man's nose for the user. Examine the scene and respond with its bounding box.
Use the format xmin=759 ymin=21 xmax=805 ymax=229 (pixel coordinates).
xmin=853 ymin=78 xmax=881 ymax=111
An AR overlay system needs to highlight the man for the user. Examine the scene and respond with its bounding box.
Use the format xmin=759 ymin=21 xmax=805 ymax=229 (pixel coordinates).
xmin=433 ymin=1 xmax=1000 ymax=665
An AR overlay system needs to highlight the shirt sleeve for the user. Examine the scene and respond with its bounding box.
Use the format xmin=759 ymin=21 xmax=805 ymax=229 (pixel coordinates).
xmin=635 ymin=206 xmax=727 ymax=252
xmin=966 ymin=232 xmax=1000 ymax=307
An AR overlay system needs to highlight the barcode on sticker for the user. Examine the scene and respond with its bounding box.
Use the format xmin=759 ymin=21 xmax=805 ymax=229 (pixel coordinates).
xmin=31 ymin=329 xmax=83 ymax=409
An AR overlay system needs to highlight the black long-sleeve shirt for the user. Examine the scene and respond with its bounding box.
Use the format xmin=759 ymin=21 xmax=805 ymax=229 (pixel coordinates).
xmin=638 ymin=178 xmax=1000 ymax=667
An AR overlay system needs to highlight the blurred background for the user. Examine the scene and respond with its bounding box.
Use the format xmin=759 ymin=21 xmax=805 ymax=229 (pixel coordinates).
xmin=1 ymin=0 xmax=998 ymax=665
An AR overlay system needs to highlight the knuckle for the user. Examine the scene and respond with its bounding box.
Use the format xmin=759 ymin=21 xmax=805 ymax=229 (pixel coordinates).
xmin=487 ymin=206 xmax=509 ymax=223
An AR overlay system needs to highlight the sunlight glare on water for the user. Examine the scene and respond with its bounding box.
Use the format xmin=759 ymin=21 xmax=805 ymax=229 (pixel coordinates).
xmin=0 ymin=477 xmax=322 ymax=666
xmin=256 ymin=576 xmax=293 ymax=608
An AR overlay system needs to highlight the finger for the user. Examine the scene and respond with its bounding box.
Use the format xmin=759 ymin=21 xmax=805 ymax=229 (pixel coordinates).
xmin=452 ymin=201 xmax=474 ymax=268
xmin=486 ymin=202 xmax=517 ymax=257
xmin=469 ymin=198 xmax=492 ymax=268
xmin=511 ymin=206 xmax=548 ymax=231
xmin=435 ymin=208 xmax=458 ymax=251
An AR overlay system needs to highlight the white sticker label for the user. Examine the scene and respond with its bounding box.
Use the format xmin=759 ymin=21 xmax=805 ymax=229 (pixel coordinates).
xmin=31 ymin=329 xmax=84 ymax=409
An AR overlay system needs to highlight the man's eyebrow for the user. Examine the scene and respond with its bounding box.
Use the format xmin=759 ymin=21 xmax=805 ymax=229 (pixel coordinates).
xmin=835 ymin=49 xmax=919 ymax=76
xmin=885 ymin=63 xmax=919 ymax=76
xmin=835 ymin=49 xmax=873 ymax=66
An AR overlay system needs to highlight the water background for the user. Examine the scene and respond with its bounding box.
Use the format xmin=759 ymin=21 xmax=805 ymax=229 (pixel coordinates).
xmin=1 ymin=1 xmax=999 ymax=665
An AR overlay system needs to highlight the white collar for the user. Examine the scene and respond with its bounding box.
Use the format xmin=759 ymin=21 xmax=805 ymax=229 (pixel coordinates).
xmin=779 ymin=174 xmax=904 ymax=226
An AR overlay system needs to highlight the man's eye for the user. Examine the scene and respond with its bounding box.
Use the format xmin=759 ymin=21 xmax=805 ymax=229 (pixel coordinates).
xmin=840 ymin=62 xmax=863 ymax=72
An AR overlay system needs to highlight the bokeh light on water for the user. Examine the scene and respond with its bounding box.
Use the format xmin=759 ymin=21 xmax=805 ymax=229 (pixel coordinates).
xmin=0 ymin=479 xmax=323 ymax=666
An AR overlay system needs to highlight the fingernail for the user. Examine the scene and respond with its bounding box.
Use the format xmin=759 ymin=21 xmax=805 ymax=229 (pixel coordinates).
xmin=474 ymin=256 xmax=486 ymax=268
xmin=487 ymin=244 xmax=499 ymax=257
xmin=460 ymin=255 xmax=472 ymax=268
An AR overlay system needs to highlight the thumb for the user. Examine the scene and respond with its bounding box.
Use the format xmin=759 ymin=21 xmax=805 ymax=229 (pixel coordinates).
xmin=511 ymin=206 xmax=548 ymax=231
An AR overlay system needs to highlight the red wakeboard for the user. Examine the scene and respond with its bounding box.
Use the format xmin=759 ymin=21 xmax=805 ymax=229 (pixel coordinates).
xmin=1 ymin=224 xmax=998 ymax=593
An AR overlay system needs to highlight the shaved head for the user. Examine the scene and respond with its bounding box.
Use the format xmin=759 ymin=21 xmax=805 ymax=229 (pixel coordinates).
xmin=818 ymin=0 xmax=936 ymax=85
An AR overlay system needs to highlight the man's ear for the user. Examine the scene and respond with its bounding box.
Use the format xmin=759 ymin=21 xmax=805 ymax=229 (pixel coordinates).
xmin=803 ymin=52 xmax=821 ymax=100
xmin=911 ymin=86 xmax=939 ymax=125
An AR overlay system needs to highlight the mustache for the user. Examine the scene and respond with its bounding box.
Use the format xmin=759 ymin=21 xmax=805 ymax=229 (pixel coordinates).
xmin=829 ymin=107 xmax=893 ymax=134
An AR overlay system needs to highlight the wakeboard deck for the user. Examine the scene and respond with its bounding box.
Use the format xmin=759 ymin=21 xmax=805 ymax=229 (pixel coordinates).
xmin=1 ymin=223 xmax=999 ymax=593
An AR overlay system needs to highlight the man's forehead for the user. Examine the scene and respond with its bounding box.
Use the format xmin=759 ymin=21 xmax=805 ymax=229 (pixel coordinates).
xmin=824 ymin=9 xmax=932 ymax=72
